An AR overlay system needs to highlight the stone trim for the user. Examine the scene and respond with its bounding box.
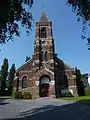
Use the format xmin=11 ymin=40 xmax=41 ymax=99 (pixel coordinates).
xmin=49 ymin=59 xmax=54 ymax=63
xmin=69 ymin=86 xmax=77 ymax=88
xmin=69 ymin=77 xmax=73 ymax=79
xmin=22 ymin=88 xmax=28 ymax=91
xmin=33 ymin=76 xmax=36 ymax=79
xmin=21 ymin=74 xmax=29 ymax=80
xmin=20 ymin=71 xmax=32 ymax=73
xmin=48 ymin=27 xmax=52 ymax=28
xmin=34 ymin=52 xmax=39 ymax=54
xmin=48 ymin=52 xmax=53 ymax=53
xmin=45 ymin=68 xmax=54 ymax=75
xmin=73 ymin=75 xmax=76 ymax=79
xmin=69 ymin=77 xmax=76 ymax=80
xmin=29 ymin=79 xmax=33 ymax=81
xmin=42 ymin=43 xmax=48 ymax=46
xmin=36 ymin=67 xmax=39 ymax=69
xmin=35 ymin=37 xmax=53 ymax=42
xmin=49 ymin=43 xmax=53 ymax=45
xmin=36 ymin=67 xmax=54 ymax=76
xmin=34 ymin=44 xmax=36 ymax=46
xmin=35 ymin=59 xmax=39 ymax=63
xmin=14 ymin=76 xmax=18 ymax=80
xmin=42 ymin=61 xmax=48 ymax=64
xmin=36 ymin=40 xmax=39 ymax=43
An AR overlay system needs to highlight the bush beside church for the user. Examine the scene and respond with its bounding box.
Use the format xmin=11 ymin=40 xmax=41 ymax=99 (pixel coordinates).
xmin=13 ymin=91 xmax=32 ymax=99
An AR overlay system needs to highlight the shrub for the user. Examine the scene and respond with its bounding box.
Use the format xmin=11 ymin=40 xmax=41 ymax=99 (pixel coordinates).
xmin=23 ymin=92 xmax=32 ymax=99
xmin=61 ymin=91 xmax=73 ymax=97
xmin=65 ymin=92 xmax=73 ymax=97
xmin=13 ymin=91 xmax=23 ymax=99
xmin=13 ymin=91 xmax=17 ymax=99
xmin=85 ymin=88 xmax=90 ymax=96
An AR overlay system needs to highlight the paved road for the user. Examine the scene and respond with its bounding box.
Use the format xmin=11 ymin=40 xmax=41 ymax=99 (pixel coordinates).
xmin=0 ymin=97 xmax=90 ymax=120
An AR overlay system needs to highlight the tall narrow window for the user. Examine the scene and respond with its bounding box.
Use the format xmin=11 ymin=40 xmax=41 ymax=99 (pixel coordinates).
xmin=45 ymin=51 xmax=48 ymax=61
xmin=41 ymin=51 xmax=44 ymax=62
xmin=40 ymin=27 xmax=46 ymax=38
xmin=22 ymin=76 xmax=28 ymax=89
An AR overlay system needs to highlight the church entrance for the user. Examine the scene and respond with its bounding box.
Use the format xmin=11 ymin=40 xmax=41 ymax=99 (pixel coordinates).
xmin=39 ymin=76 xmax=50 ymax=97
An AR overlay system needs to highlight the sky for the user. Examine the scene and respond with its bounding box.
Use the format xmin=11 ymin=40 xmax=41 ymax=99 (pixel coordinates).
xmin=0 ymin=0 xmax=90 ymax=74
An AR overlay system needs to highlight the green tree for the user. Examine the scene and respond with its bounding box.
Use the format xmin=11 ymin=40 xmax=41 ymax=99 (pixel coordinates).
xmin=25 ymin=56 xmax=31 ymax=62
xmin=74 ymin=67 xmax=85 ymax=96
xmin=0 ymin=0 xmax=33 ymax=45
xmin=7 ymin=64 xmax=16 ymax=95
xmin=0 ymin=58 xmax=8 ymax=95
xmin=82 ymin=74 xmax=89 ymax=88
xmin=67 ymin=0 xmax=90 ymax=49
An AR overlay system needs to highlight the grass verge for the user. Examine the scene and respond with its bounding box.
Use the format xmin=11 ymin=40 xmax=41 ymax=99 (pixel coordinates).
xmin=58 ymin=96 xmax=90 ymax=104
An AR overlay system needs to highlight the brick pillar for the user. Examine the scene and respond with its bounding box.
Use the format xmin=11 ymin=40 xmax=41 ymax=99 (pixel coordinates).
xmin=68 ymin=75 xmax=78 ymax=96
xmin=50 ymin=81 xmax=55 ymax=97
xmin=69 ymin=86 xmax=78 ymax=96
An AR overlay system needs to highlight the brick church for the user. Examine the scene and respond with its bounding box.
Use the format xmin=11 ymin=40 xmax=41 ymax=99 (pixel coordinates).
xmin=14 ymin=11 xmax=78 ymax=99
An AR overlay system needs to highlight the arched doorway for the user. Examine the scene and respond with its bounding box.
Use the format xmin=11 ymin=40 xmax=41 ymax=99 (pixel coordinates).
xmin=39 ymin=75 xmax=50 ymax=97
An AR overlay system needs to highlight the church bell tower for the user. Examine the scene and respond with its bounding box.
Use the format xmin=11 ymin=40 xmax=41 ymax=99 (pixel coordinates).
xmin=33 ymin=11 xmax=55 ymax=72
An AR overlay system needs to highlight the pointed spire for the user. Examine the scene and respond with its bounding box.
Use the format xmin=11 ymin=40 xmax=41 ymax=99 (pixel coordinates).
xmin=40 ymin=11 xmax=48 ymax=22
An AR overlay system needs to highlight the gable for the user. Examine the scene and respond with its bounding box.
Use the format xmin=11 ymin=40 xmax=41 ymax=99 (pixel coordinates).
xmin=35 ymin=67 xmax=54 ymax=81
xmin=36 ymin=68 xmax=54 ymax=76
xmin=16 ymin=59 xmax=33 ymax=72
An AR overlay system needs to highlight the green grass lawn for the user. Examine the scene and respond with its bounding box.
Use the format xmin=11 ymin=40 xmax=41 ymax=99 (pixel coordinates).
xmin=59 ymin=96 xmax=90 ymax=100
xmin=59 ymin=96 xmax=90 ymax=104
xmin=58 ymin=88 xmax=90 ymax=104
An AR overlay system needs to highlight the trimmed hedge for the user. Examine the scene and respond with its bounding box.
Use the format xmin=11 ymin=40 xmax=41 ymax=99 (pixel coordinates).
xmin=85 ymin=88 xmax=90 ymax=96
xmin=13 ymin=91 xmax=32 ymax=99
xmin=23 ymin=92 xmax=32 ymax=99
xmin=13 ymin=91 xmax=23 ymax=99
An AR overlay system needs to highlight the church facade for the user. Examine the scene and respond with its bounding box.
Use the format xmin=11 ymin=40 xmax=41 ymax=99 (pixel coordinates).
xmin=13 ymin=11 xmax=78 ymax=99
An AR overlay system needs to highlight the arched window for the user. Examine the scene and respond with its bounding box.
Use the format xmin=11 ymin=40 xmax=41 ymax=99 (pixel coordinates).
xmin=40 ymin=27 xmax=46 ymax=38
xmin=22 ymin=76 xmax=28 ymax=89
xmin=45 ymin=51 xmax=48 ymax=61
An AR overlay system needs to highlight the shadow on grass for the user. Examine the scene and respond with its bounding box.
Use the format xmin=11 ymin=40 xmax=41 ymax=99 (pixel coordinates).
xmin=78 ymin=99 xmax=90 ymax=105
xmin=6 ymin=100 xmax=90 ymax=120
